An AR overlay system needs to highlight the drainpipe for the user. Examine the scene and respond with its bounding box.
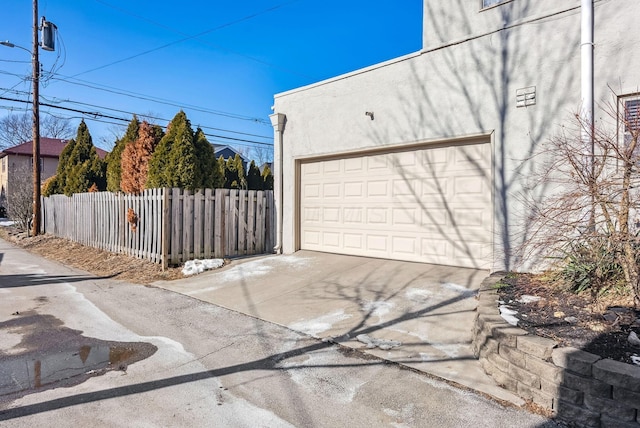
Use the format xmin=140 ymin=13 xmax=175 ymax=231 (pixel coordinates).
xmin=581 ymin=0 xmax=594 ymax=149
xmin=269 ymin=112 xmax=286 ymax=254
xmin=581 ymin=0 xmax=595 ymax=230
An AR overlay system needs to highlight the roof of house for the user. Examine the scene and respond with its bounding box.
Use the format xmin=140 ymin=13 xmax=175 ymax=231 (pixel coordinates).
xmin=214 ymin=145 xmax=248 ymax=162
xmin=0 ymin=137 xmax=109 ymax=159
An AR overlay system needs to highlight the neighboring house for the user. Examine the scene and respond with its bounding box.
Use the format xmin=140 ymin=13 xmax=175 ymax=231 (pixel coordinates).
xmin=271 ymin=0 xmax=640 ymax=272
xmin=214 ymin=145 xmax=248 ymax=171
xmin=259 ymin=162 xmax=273 ymax=174
xmin=0 ymin=137 xmax=108 ymax=208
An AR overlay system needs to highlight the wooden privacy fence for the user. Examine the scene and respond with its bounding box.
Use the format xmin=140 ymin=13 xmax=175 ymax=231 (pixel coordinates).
xmin=41 ymin=188 xmax=275 ymax=267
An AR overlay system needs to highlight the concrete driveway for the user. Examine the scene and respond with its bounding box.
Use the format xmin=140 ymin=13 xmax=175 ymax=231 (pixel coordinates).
xmin=154 ymin=251 xmax=520 ymax=404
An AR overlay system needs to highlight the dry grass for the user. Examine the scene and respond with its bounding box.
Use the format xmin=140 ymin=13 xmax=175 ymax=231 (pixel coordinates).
xmin=0 ymin=228 xmax=185 ymax=284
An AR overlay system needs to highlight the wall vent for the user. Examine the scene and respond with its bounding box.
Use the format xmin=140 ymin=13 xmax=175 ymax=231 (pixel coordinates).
xmin=516 ymin=86 xmax=536 ymax=108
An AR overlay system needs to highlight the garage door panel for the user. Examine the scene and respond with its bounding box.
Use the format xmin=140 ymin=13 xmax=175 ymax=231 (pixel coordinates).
xmin=302 ymin=207 xmax=321 ymax=223
xmin=366 ymin=235 xmax=389 ymax=253
xmin=392 ymin=208 xmax=418 ymax=226
xmin=343 ymin=207 xmax=364 ymax=223
xmin=299 ymin=142 xmax=492 ymax=268
xmin=302 ymin=183 xmax=321 ymax=198
xmin=453 ymin=207 xmax=489 ymax=228
xmin=344 ymin=233 xmax=364 ymax=249
xmin=367 ymin=208 xmax=388 ymax=224
xmin=367 ymin=154 xmax=389 ymax=170
xmin=302 ymin=230 xmax=321 ymax=246
xmin=421 ymin=238 xmax=449 ymax=256
xmin=391 ymin=236 xmax=418 ymax=255
xmin=344 ymin=182 xmax=364 ymax=197
xmin=322 ymin=231 xmax=341 ymax=248
xmin=367 ymin=181 xmax=389 ymax=197
xmin=322 ymin=160 xmax=341 ymax=174
xmin=345 ymin=157 xmax=364 ymax=171
xmin=392 ymin=179 xmax=418 ymax=196
xmin=322 ymin=183 xmax=341 ymax=198
xmin=453 ymin=176 xmax=485 ymax=196
xmin=323 ymin=207 xmax=340 ymax=223
xmin=421 ymin=178 xmax=449 ymax=196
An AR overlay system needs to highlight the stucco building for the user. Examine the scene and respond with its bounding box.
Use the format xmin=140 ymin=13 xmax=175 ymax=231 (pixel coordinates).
xmin=0 ymin=138 xmax=108 ymax=211
xmin=270 ymin=0 xmax=640 ymax=272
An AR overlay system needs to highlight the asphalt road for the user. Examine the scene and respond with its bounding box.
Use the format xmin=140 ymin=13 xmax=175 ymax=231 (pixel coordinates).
xmin=0 ymin=238 xmax=561 ymax=427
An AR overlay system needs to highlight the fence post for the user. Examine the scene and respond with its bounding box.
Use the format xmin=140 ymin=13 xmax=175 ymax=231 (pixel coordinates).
xmin=162 ymin=187 xmax=170 ymax=271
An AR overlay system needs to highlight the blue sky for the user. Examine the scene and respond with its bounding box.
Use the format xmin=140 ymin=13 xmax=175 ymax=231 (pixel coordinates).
xmin=1 ymin=1 xmax=422 ymax=158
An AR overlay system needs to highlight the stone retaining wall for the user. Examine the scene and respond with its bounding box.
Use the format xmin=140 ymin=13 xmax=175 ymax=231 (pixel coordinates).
xmin=473 ymin=274 xmax=640 ymax=428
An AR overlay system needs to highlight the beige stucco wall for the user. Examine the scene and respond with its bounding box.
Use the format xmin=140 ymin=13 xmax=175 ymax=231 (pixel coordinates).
xmin=273 ymin=0 xmax=640 ymax=271
xmin=0 ymin=154 xmax=59 ymax=206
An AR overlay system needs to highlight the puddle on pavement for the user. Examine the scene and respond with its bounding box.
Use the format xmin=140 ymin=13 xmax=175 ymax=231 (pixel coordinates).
xmin=0 ymin=311 xmax=157 ymax=405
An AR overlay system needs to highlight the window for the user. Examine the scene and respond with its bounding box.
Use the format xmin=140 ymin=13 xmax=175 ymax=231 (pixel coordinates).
xmin=620 ymin=95 xmax=640 ymax=147
xmin=29 ymin=157 xmax=44 ymax=171
xmin=624 ymin=98 xmax=640 ymax=134
xmin=482 ymin=0 xmax=510 ymax=9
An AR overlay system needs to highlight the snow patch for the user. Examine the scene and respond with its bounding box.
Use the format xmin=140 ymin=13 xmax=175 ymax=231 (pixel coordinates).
xmin=499 ymin=305 xmax=519 ymax=326
xmin=419 ymin=343 xmax=464 ymax=361
xmin=518 ymin=295 xmax=543 ymax=304
xmin=631 ymin=355 xmax=640 ymax=366
xmin=440 ymin=282 xmax=476 ymax=297
xmin=288 ymin=310 xmax=351 ymax=337
xmin=405 ymin=288 xmax=433 ymax=303
xmin=356 ymin=334 xmax=401 ymax=350
xmin=214 ymin=255 xmax=311 ymax=283
xmin=432 ymin=343 xmax=463 ymax=358
xmin=361 ymin=300 xmax=394 ymax=319
xmin=0 ymin=219 xmax=14 ymax=227
xmin=181 ymin=258 xmax=224 ymax=276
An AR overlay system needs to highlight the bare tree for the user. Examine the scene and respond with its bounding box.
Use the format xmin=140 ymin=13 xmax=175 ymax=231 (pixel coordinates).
xmin=250 ymin=145 xmax=274 ymax=166
xmin=0 ymin=114 xmax=31 ymax=148
xmin=41 ymin=114 xmax=75 ymax=139
xmin=6 ymin=162 xmax=34 ymax=234
xmin=522 ymin=97 xmax=640 ymax=305
xmin=0 ymin=113 xmax=74 ymax=149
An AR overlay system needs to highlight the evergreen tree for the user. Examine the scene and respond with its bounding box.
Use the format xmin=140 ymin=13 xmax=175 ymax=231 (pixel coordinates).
xmin=193 ymin=128 xmax=221 ymax=189
xmin=223 ymin=155 xmax=240 ymax=189
xmin=51 ymin=121 xmax=105 ymax=195
xmin=121 ymin=121 xmax=163 ymax=193
xmin=44 ymin=136 xmax=78 ymax=196
xmin=262 ymin=164 xmax=274 ymax=191
xmin=147 ymin=111 xmax=203 ymax=189
xmin=106 ymin=116 xmax=139 ymax=192
xmin=247 ymin=160 xmax=263 ymax=190
xmin=217 ymin=155 xmax=227 ymax=188
xmin=233 ymin=154 xmax=247 ymax=189
xmin=167 ymin=122 xmax=197 ymax=188
xmin=147 ymin=111 xmax=189 ymax=188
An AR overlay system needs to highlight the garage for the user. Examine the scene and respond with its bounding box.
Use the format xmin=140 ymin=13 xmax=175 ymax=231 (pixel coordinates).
xmin=298 ymin=141 xmax=492 ymax=269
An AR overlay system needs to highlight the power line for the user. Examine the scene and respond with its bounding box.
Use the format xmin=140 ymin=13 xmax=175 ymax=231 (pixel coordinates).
xmin=0 ymin=59 xmax=30 ymax=64
xmin=94 ymin=0 xmax=314 ymax=80
xmin=47 ymin=73 xmax=271 ymax=125
xmin=0 ymin=86 xmax=273 ymax=140
xmin=2 ymin=69 xmax=271 ymax=126
xmin=73 ymin=0 xmax=303 ymax=78
xmin=0 ymin=95 xmax=274 ymax=148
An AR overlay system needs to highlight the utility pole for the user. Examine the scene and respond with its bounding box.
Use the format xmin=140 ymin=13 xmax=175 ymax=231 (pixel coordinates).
xmin=31 ymin=0 xmax=41 ymax=237
xmin=1 ymin=1 xmax=55 ymax=236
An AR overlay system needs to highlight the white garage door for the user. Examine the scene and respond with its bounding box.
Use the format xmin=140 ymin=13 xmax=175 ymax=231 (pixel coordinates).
xmin=299 ymin=142 xmax=492 ymax=269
